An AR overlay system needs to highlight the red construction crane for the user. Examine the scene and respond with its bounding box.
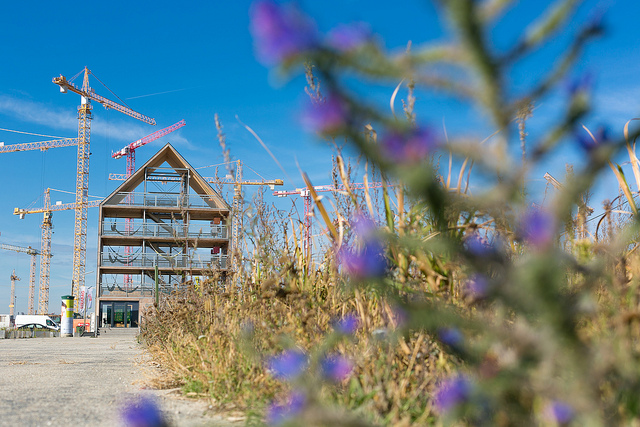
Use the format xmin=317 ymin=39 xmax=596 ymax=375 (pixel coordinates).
xmin=111 ymin=119 xmax=186 ymax=286
xmin=112 ymin=119 xmax=186 ymax=177
xmin=274 ymin=182 xmax=384 ymax=260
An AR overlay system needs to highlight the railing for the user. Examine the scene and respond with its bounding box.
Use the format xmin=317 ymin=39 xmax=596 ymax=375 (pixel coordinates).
xmin=99 ymin=283 xmax=155 ymax=297
xmin=106 ymin=192 xmax=221 ymax=208
xmin=102 ymin=222 xmax=228 ymax=239
xmin=100 ymin=252 xmax=228 ymax=270
xmin=99 ymin=281 xmax=206 ymax=297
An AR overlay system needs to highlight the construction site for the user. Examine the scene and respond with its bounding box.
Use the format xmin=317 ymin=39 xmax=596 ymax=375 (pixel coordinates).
xmin=0 ymin=67 xmax=287 ymax=329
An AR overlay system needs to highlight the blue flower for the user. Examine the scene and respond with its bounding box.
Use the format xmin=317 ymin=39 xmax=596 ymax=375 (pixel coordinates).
xmin=518 ymin=208 xmax=556 ymax=249
xmin=434 ymin=375 xmax=472 ymax=413
xmin=545 ymin=401 xmax=574 ymax=425
xmin=333 ymin=314 xmax=359 ymax=334
xmin=267 ymin=349 xmax=307 ymax=380
xmin=438 ymin=327 xmax=463 ymax=348
xmin=249 ymin=0 xmax=318 ymax=65
xmin=121 ymin=396 xmax=167 ymax=427
xmin=320 ymin=355 xmax=354 ymax=381
xmin=326 ymin=22 xmax=372 ymax=51
xmin=266 ymin=391 xmax=306 ymax=425
xmin=337 ymin=215 xmax=387 ymax=279
xmin=301 ymin=93 xmax=349 ymax=135
xmin=382 ymin=126 xmax=439 ymax=164
xmin=575 ymin=125 xmax=610 ymax=152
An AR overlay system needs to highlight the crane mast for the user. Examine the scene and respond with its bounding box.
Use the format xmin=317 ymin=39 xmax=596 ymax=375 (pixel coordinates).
xmin=39 ymin=189 xmax=53 ymax=315
xmin=53 ymin=67 xmax=155 ymax=299
xmin=0 ymin=243 xmax=39 ymax=314
xmin=231 ymin=160 xmax=243 ymax=274
xmin=9 ymin=271 xmax=19 ymax=317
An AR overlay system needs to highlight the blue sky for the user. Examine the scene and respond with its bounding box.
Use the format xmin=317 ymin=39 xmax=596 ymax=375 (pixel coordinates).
xmin=0 ymin=0 xmax=639 ymax=314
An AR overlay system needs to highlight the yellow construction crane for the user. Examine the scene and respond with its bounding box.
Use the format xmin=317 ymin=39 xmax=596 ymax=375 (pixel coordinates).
xmin=0 ymin=243 xmax=39 ymax=314
xmin=0 ymin=137 xmax=78 ymax=153
xmin=53 ymin=67 xmax=155 ymax=298
xmin=14 ymin=189 xmax=101 ymax=314
xmin=9 ymin=270 xmax=19 ymax=317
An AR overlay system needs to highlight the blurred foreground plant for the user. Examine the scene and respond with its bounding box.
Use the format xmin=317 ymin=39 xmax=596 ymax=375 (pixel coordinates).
xmin=141 ymin=0 xmax=640 ymax=426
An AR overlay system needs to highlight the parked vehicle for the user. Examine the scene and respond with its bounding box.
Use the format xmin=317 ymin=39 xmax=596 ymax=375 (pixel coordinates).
xmin=16 ymin=323 xmax=51 ymax=330
xmin=15 ymin=315 xmax=60 ymax=331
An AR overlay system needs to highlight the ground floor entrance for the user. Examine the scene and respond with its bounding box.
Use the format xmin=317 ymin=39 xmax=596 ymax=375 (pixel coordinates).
xmin=99 ymin=301 xmax=139 ymax=328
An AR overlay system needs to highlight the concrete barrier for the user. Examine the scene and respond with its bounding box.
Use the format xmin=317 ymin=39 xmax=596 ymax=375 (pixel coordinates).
xmin=1 ymin=329 xmax=60 ymax=339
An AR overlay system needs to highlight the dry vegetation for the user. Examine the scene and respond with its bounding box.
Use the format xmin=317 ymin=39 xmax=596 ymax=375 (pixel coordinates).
xmin=140 ymin=1 xmax=640 ymax=425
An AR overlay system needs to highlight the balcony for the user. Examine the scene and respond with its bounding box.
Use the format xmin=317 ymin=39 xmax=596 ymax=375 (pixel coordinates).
xmin=99 ymin=282 xmax=189 ymax=297
xmin=102 ymin=221 xmax=228 ymax=240
xmin=100 ymin=252 xmax=228 ymax=270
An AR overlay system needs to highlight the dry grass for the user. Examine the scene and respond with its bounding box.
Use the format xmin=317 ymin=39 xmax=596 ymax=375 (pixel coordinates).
xmin=141 ymin=256 xmax=454 ymax=424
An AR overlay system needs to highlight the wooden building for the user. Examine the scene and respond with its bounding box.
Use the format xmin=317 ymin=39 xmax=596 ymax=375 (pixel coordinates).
xmin=96 ymin=143 xmax=230 ymax=328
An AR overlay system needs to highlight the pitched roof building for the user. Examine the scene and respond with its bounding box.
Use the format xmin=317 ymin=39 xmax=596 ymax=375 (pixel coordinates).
xmin=96 ymin=143 xmax=230 ymax=328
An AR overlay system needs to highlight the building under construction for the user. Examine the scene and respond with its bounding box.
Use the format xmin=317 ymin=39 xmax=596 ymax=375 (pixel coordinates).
xmin=96 ymin=143 xmax=230 ymax=328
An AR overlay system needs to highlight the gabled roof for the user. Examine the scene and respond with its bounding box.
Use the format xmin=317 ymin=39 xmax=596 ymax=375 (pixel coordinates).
xmin=102 ymin=143 xmax=230 ymax=210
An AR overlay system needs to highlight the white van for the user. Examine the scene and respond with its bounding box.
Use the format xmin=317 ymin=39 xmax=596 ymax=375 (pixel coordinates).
xmin=15 ymin=315 xmax=60 ymax=331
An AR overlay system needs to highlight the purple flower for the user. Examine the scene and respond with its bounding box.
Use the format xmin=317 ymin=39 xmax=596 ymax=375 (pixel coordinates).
xmin=438 ymin=327 xmax=463 ymax=348
xmin=382 ymin=127 xmax=439 ymax=164
xmin=267 ymin=349 xmax=307 ymax=380
xmin=121 ymin=396 xmax=167 ymax=427
xmin=267 ymin=391 xmax=306 ymax=425
xmin=464 ymin=233 xmax=493 ymax=257
xmin=333 ymin=314 xmax=359 ymax=334
xmin=326 ymin=22 xmax=372 ymax=51
xmin=337 ymin=215 xmax=387 ymax=279
xmin=434 ymin=375 xmax=472 ymax=413
xmin=301 ymin=93 xmax=349 ymax=134
xmin=467 ymin=274 xmax=490 ymax=298
xmin=249 ymin=0 xmax=318 ymax=65
xmin=320 ymin=355 xmax=354 ymax=381
xmin=545 ymin=401 xmax=574 ymax=425
xmin=518 ymin=208 xmax=556 ymax=249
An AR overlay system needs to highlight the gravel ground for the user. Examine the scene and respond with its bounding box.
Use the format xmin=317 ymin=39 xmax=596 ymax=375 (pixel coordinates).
xmin=0 ymin=328 xmax=243 ymax=427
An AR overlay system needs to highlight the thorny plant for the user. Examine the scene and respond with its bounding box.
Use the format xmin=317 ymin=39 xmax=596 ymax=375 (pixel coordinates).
xmin=141 ymin=1 xmax=640 ymax=426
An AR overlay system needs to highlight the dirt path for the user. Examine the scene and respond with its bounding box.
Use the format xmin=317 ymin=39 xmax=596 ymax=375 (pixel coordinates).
xmin=0 ymin=329 xmax=242 ymax=426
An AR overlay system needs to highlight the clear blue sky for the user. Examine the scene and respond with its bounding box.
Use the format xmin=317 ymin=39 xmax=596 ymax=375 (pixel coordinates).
xmin=0 ymin=0 xmax=638 ymax=314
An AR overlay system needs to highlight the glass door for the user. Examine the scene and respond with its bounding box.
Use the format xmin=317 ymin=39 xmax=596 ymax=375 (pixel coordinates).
xmin=114 ymin=303 xmax=126 ymax=327
xmin=100 ymin=303 xmax=113 ymax=328
xmin=127 ymin=304 xmax=139 ymax=327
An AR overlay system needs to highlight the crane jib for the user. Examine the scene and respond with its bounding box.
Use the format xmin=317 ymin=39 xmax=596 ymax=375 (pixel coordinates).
xmin=53 ymin=75 xmax=156 ymax=126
